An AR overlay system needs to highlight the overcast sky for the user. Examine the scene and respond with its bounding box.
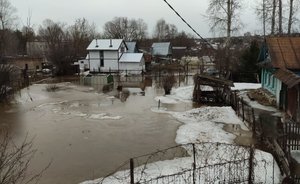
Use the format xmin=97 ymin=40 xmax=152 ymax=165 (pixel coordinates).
xmin=10 ymin=0 xmax=261 ymax=38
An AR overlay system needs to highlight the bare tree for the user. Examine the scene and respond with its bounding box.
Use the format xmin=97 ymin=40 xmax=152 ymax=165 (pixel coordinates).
xmin=68 ymin=18 xmax=97 ymax=59
xmin=0 ymin=0 xmax=17 ymax=30
xmin=39 ymin=19 xmax=65 ymax=49
xmin=0 ymin=64 xmax=13 ymax=102
xmin=288 ymin=0 xmax=294 ymax=34
xmin=20 ymin=10 xmax=35 ymax=55
xmin=278 ymin=0 xmax=283 ymax=34
xmin=206 ymin=0 xmax=242 ymax=74
xmin=287 ymin=0 xmax=299 ymax=34
xmin=257 ymin=0 xmax=299 ymax=35
xmin=0 ymin=0 xmax=18 ymax=57
xmin=271 ymin=0 xmax=277 ymax=34
xmin=153 ymin=19 xmax=178 ymax=40
xmin=0 ymin=130 xmax=50 ymax=184
xmin=206 ymin=0 xmax=242 ymax=40
xmin=103 ymin=17 xmax=148 ymax=41
xmin=135 ymin=19 xmax=148 ymax=40
xmin=38 ymin=19 xmax=71 ymax=75
xmin=256 ymin=0 xmax=277 ymax=35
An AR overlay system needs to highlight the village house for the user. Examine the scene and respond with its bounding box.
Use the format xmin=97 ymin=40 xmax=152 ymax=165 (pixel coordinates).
xmin=125 ymin=41 xmax=139 ymax=53
xmin=151 ymin=42 xmax=172 ymax=63
xmin=260 ymin=37 xmax=300 ymax=121
xmin=78 ymin=39 xmax=144 ymax=74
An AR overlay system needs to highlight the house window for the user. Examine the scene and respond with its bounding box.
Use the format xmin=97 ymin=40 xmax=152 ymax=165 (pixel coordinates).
xmin=100 ymin=51 xmax=104 ymax=67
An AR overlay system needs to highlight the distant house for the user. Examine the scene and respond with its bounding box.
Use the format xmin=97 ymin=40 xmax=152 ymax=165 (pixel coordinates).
xmin=78 ymin=39 xmax=144 ymax=73
xmin=4 ymin=56 xmax=44 ymax=72
xmin=260 ymin=37 xmax=300 ymax=121
xmin=26 ymin=41 xmax=49 ymax=61
xmin=125 ymin=42 xmax=139 ymax=53
xmin=151 ymin=42 xmax=172 ymax=63
xmin=172 ymin=46 xmax=187 ymax=60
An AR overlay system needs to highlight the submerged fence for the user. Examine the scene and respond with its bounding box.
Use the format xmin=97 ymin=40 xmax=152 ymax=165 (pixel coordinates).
xmin=97 ymin=142 xmax=275 ymax=184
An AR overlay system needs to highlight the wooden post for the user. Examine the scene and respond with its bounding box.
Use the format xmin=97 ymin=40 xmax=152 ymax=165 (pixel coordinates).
xmin=241 ymin=98 xmax=245 ymax=121
xmin=158 ymin=99 xmax=161 ymax=109
xmin=192 ymin=144 xmax=196 ymax=184
xmin=235 ymin=91 xmax=238 ymax=110
xmin=237 ymin=98 xmax=240 ymax=117
xmin=252 ymin=108 xmax=256 ymax=138
xmin=248 ymin=145 xmax=254 ymax=184
xmin=130 ymin=158 xmax=134 ymax=184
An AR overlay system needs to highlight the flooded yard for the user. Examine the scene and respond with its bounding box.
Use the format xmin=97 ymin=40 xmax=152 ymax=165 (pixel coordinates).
xmin=0 ymin=76 xmax=195 ymax=184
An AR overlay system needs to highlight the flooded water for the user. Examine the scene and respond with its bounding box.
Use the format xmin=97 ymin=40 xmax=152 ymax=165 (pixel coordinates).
xmin=0 ymin=76 xmax=196 ymax=184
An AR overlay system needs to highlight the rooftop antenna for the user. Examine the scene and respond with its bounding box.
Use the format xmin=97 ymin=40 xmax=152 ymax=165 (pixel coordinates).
xmin=109 ymin=39 xmax=113 ymax=47
xmin=95 ymin=39 xmax=99 ymax=48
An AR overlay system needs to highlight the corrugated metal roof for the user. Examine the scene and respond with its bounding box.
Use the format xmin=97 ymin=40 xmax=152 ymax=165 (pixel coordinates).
xmin=274 ymin=69 xmax=300 ymax=88
xmin=87 ymin=39 xmax=123 ymax=50
xmin=267 ymin=37 xmax=300 ymax=69
xmin=120 ymin=53 xmax=143 ymax=63
xmin=151 ymin=42 xmax=171 ymax=56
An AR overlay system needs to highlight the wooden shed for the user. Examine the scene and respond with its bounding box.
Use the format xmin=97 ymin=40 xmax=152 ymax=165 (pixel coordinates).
xmin=193 ymin=74 xmax=233 ymax=103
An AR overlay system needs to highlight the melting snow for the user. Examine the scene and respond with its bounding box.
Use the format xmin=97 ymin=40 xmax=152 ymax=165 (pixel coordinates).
xmin=82 ymin=85 xmax=282 ymax=184
xmin=231 ymin=83 xmax=261 ymax=91
xmin=89 ymin=113 xmax=122 ymax=120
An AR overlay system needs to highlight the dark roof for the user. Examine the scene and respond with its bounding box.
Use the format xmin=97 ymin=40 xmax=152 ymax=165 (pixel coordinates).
xmin=274 ymin=69 xmax=300 ymax=88
xmin=267 ymin=37 xmax=300 ymax=69
xmin=194 ymin=74 xmax=234 ymax=87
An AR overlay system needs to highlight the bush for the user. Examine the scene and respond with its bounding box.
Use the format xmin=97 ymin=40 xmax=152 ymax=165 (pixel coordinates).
xmin=45 ymin=84 xmax=59 ymax=92
xmin=161 ymin=74 xmax=176 ymax=95
xmin=0 ymin=64 xmax=14 ymax=102
xmin=0 ymin=130 xmax=51 ymax=184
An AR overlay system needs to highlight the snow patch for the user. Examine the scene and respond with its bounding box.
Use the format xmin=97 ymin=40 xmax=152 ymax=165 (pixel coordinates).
xmin=89 ymin=113 xmax=122 ymax=120
xmin=155 ymin=96 xmax=178 ymax=104
xmin=231 ymin=83 xmax=261 ymax=91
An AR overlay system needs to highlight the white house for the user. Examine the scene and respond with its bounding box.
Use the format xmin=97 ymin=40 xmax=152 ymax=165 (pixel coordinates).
xmin=78 ymin=39 xmax=144 ymax=73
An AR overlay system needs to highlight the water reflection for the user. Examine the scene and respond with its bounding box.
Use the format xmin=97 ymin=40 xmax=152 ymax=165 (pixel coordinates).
xmin=0 ymin=104 xmax=22 ymax=135
xmin=0 ymin=74 xmax=197 ymax=184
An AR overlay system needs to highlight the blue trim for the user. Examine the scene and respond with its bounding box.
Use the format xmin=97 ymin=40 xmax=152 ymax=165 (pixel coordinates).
xmin=261 ymin=68 xmax=277 ymax=95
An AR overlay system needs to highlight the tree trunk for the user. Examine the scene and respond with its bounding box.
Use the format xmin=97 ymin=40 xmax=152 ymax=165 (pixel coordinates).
xmin=278 ymin=0 xmax=283 ymax=34
xmin=288 ymin=0 xmax=294 ymax=34
xmin=271 ymin=0 xmax=276 ymax=35
xmin=263 ymin=0 xmax=266 ymax=36
xmin=227 ymin=0 xmax=232 ymax=39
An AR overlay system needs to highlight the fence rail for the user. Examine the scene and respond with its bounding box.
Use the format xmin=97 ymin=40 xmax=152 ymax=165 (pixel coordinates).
xmin=98 ymin=142 xmax=271 ymax=184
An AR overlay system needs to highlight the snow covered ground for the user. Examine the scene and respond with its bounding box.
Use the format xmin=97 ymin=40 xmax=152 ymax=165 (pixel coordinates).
xmin=231 ymin=83 xmax=262 ymax=91
xmin=82 ymin=85 xmax=282 ymax=184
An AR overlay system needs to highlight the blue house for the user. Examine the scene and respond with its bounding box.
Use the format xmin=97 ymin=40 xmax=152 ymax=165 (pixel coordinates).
xmin=260 ymin=37 xmax=300 ymax=120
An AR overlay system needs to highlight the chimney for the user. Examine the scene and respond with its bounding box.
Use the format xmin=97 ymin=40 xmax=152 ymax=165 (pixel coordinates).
xmin=95 ymin=39 xmax=99 ymax=48
xmin=109 ymin=39 xmax=113 ymax=47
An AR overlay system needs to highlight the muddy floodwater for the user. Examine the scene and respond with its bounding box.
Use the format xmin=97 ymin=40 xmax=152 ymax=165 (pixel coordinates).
xmin=0 ymin=78 xmax=196 ymax=184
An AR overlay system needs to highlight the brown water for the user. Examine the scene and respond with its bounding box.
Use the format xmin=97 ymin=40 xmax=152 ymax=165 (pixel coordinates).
xmin=0 ymin=79 xmax=194 ymax=184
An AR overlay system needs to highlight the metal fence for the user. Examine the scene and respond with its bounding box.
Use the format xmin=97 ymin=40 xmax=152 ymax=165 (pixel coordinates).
xmin=97 ymin=142 xmax=273 ymax=184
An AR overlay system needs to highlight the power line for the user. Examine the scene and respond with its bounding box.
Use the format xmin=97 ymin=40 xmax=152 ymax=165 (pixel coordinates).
xmin=162 ymin=0 xmax=214 ymax=49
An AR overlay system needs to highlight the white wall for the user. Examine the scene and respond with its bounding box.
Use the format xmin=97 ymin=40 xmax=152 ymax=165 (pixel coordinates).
xmin=79 ymin=59 xmax=89 ymax=71
xmin=119 ymin=63 xmax=143 ymax=71
xmin=275 ymin=80 xmax=282 ymax=107
xmin=89 ymin=50 xmax=119 ymax=72
xmin=104 ymin=50 xmax=118 ymax=59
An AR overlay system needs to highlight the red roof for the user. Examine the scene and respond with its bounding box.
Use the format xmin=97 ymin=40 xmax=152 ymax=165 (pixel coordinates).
xmin=267 ymin=37 xmax=300 ymax=69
